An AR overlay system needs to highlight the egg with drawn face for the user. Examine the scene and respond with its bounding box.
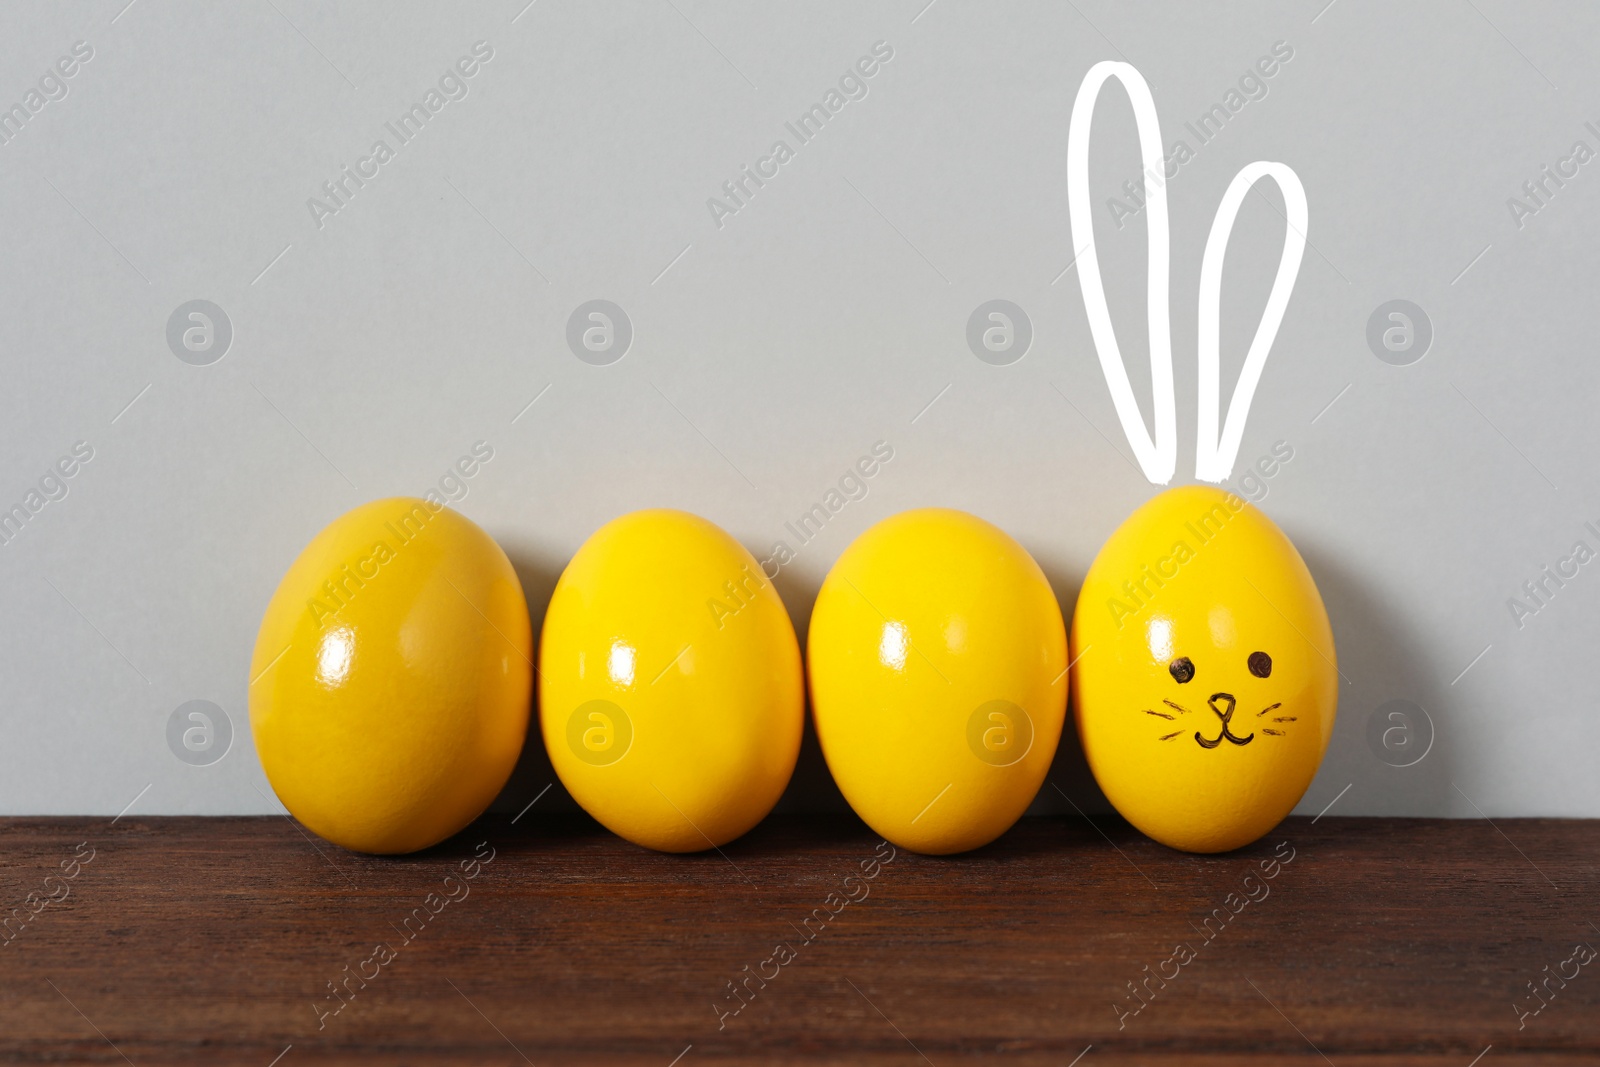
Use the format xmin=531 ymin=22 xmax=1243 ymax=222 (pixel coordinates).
xmin=1071 ymin=485 xmax=1337 ymax=853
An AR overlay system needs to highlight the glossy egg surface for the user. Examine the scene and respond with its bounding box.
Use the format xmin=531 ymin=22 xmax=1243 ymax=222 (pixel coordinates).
xmin=250 ymin=497 xmax=532 ymax=854
xmin=538 ymin=509 xmax=804 ymax=852
xmin=808 ymin=508 xmax=1067 ymax=854
xmin=1072 ymin=485 xmax=1337 ymax=853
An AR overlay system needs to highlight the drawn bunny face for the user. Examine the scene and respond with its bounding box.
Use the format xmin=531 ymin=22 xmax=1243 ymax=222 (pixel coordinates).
xmin=1070 ymin=486 xmax=1338 ymax=854
xmin=1062 ymin=61 xmax=1332 ymax=853
xmin=1154 ymin=647 xmax=1290 ymax=751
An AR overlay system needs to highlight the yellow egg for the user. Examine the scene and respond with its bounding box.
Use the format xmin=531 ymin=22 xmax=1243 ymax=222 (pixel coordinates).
xmin=1072 ymin=485 xmax=1337 ymax=853
xmin=249 ymin=498 xmax=532 ymax=855
xmin=538 ymin=510 xmax=803 ymax=852
xmin=808 ymin=509 xmax=1068 ymax=855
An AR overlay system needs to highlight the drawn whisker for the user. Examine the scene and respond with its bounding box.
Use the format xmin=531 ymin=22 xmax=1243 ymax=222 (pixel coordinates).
xmin=1262 ymin=728 xmax=1285 ymax=736
xmin=1256 ymin=702 xmax=1282 ymax=717
xmin=1272 ymin=716 xmax=1297 ymax=723
xmin=1145 ymin=709 xmax=1175 ymax=720
xmin=1162 ymin=699 xmax=1194 ymax=715
xmin=1158 ymin=729 xmax=1183 ymax=741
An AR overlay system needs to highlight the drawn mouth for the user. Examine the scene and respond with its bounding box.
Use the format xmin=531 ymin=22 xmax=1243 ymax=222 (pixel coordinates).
xmin=1194 ymin=692 xmax=1254 ymax=749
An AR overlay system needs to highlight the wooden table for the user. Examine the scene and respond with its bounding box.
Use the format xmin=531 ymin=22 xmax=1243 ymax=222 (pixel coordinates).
xmin=0 ymin=813 xmax=1595 ymax=1064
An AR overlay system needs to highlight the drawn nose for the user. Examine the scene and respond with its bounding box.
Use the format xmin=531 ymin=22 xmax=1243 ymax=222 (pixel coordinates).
xmin=1208 ymin=692 xmax=1236 ymax=719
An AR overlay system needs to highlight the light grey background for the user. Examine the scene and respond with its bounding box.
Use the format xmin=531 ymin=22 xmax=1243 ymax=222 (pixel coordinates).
xmin=2 ymin=0 xmax=1595 ymax=820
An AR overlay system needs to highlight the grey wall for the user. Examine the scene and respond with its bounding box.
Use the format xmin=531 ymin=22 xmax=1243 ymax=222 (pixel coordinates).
xmin=1 ymin=0 xmax=1595 ymax=820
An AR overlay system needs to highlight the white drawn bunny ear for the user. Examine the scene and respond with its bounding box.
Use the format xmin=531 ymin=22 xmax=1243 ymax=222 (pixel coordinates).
xmin=1194 ymin=161 xmax=1307 ymax=484
xmin=1067 ymin=61 xmax=1176 ymax=486
xmin=1067 ymin=62 xmax=1309 ymax=486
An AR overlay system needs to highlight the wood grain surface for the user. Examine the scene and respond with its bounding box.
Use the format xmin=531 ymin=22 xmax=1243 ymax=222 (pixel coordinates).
xmin=0 ymin=813 xmax=1595 ymax=1065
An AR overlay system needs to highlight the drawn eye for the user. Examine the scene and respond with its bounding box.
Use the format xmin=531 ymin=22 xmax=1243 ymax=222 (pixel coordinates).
xmin=1169 ymin=657 xmax=1195 ymax=684
xmin=1248 ymin=651 xmax=1272 ymax=678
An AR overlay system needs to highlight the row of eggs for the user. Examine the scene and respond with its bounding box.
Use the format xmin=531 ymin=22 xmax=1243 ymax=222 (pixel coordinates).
xmin=249 ymin=486 xmax=1337 ymax=857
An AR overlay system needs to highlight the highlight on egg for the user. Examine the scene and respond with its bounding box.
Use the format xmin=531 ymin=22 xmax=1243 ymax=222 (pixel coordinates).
xmin=1071 ymin=485 xmax=1337 ymax=853
xmin=249 ymin=497 xmax=532 ymax=855
xmin=807 ymin=508 xmax=1068 ymax=855
xmin=538 ymin=509 xmax=804 ymax=853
